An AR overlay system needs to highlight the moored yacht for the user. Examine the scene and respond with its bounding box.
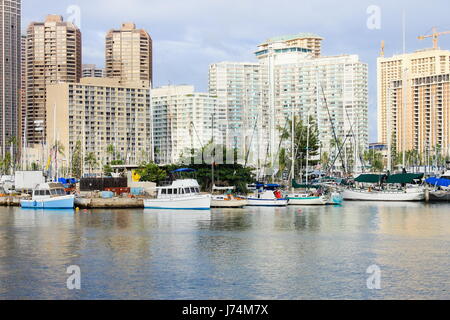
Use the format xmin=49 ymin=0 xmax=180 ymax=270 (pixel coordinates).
xmin=211 ymin=186 xmax=247 ymax=208
xmin=246 ymin=184 xmax=288 ymax=207
xmin=144 ymin=179 xmax=211 ymax=210
xmin=20 ymin=183 xmax=75 ymax=209
xmin=343 ymin=173 xmax=425 ymax=202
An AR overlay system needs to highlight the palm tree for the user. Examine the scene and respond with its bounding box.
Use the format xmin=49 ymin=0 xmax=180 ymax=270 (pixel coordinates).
xmin=7 ymin=136 xmax=17 ymax=171
xmin=84 ymin=152 xmax=98 ymax=175
xmin=278 ymin=115 xmax=320 ymax=178
xmin=106 ymin=144 xmax=115 ymax=163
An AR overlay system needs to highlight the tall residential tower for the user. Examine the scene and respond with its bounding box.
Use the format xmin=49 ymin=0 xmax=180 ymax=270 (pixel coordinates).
xmin=0 ymin=0 xmax=21 ymax=156
xmin=105 ymin=23 xmax=152 ymax=86
xmin=26 ymin=15 xmax=82 ymax=145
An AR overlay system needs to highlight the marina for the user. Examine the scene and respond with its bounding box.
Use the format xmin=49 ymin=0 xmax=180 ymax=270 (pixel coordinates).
xmin=1 ymin=202 xmax=449 ymax=300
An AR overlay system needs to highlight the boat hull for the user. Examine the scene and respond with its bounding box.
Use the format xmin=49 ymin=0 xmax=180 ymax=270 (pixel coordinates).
xmin=287 ymin=196 xmax=329 ymax=205
xmin=144 ymin=195 xmax=211 ymax=210
xmin=20 ymin=195 xmax=75 ymax=209
xmin=342 ymin=189 xmax=425 ymax=201
xmin=246 ymin=198 xmax=288 ymax=207
xmin=429 ymin=191 xmax=450 ymax=202
xmin=211 ymin=199 xmax=248 ymax=208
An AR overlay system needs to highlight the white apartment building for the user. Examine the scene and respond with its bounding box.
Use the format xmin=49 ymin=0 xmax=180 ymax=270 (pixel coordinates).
xmin=208 ymin=62 xmax=262 ymax=164
xmin=152 ymin=85 xmax=227 ymax=164
xmin=209 ymin=33 xmax=369 ymax=171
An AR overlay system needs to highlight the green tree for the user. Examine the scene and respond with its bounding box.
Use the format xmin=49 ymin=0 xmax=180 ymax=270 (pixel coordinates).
xmin=363 ymin=149 xmax=384 ymax=172
xmin=278 ymin=115 xmax=320 ymax=178
xmin=136 ymin=162 xmax=167 ymax=184
xmin=84 ymin=152 xmax=98 ymax=175
xmin=71 ymin=140 xmax=82 ymax=178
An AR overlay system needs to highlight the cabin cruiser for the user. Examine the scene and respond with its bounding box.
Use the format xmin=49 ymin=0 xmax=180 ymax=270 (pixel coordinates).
xmin=144 ymin=179 xmax=211 ymax=210
xmin=211 ymin=186 xmax=247 ymax=208
xmin=20 ymin=183 xmax=75 ymax=209
xmin=343 ymin=173 xmax=425 ymax=202
xmin=246 ymin=184 xmax=288 ymax=207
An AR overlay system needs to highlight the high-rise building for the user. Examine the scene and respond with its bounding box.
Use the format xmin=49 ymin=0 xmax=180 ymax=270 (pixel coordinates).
xmin=82 ymin=64 xmax=105 ymax=78
xmin=26 ymin=15 xmax=82 ymax=145
xmin=208 ymin=62 xmax=262 ymax=160
xmin=0 ymin=0 xmax=21 ymax=157
xmin=19 ymin=34 xmax=26 ymax=147
xmin=46 ymin=78 xmax=152 ymax=173
xmin=210 ymin=34 xmax=369 ymax=171
xmin=152 ymin=85 xmax=227 ymax=164
xmin=256 ymin=33 xmax=323 ymax=58
xmin=377 ymin=48 xmax=450 ymax=156
xmin=105 ymin=23 xmax=152 ymax=86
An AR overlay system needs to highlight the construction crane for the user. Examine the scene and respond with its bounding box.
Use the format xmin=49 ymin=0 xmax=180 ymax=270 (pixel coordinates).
xmin=418 ymin=27 xmax=450 ymax=49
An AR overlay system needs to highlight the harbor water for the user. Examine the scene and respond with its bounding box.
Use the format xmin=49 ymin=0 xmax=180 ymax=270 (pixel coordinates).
xmin=0 ymin=202 xmax=449 ymax=299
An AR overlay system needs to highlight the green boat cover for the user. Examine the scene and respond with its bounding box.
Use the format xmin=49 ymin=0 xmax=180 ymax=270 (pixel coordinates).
xmin=385 ymin=173 xmax=424 ymax=184
xmin=354 ymin=174 xmax=386 ymax=183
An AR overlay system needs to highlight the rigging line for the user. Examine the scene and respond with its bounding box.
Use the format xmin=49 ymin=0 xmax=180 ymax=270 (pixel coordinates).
xmin=328 ymin=115 xmax=358 ymax=172
xmin=190 ymin=121 xmax=204 ymax=150
xmin=343 ymin=107 xmax=365 ymax=172
xmin=320 ymin=85 xmax=347 ymax=174
xmin=244 ymin=114 xmax=259 ymax=168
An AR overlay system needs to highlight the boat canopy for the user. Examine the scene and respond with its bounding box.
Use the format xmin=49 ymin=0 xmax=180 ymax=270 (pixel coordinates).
xmin=386 ymin=173 xmax=424 ymax=184
xmin=426 ymin=177 xmax=450 ymax=187
xmin=354 ymin=174 xmax=386 ymax=183
xmin=171 ymin=168 xmax=196 ymax=173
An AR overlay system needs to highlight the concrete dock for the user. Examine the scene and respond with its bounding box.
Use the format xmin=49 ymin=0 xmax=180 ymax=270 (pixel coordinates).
xmin=0 ymin=196 xmax=26 ymax=207
xmin=75 ymin=197 xmax=144 ymax=209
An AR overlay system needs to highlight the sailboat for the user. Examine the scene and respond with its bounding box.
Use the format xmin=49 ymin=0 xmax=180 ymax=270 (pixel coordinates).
xmin=342 ymin=173 xmax=425 ymax=201
xmin=285 ymin=105 xmax=336 ymax=205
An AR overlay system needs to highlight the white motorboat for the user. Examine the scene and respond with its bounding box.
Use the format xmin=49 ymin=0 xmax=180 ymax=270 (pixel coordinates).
xmin=20 ymin=182 xmax=75 ymax=209
xmin=144 ymin=179 xmax=211 ymax=210
xmin=211 ymin=186 xmax=247 ymax=208
xmin=247 ymin=189 xmax=288 ymax=207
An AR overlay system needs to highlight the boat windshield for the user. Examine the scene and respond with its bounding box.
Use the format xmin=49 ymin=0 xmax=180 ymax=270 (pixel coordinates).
xmin=50 ymin=189 xmax=66 ymax=195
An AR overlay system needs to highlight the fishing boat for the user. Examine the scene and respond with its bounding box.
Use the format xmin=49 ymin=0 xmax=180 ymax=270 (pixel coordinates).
xmin=20 ymin=182 xmax=75 ymax=209
xmin=211 ymin=186 xmax=247 ymax=208
xmin=343 ymin=173 xmax=425 ymax=202
xmin=246 ymin=184 xmax=288 ymax=207
xmin=144 ymin=179 xmax=211 ymax=210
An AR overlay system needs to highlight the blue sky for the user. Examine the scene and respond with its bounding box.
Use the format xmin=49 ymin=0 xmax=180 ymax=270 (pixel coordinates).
xmin=22 ymin=0 xmax=450 ymax=142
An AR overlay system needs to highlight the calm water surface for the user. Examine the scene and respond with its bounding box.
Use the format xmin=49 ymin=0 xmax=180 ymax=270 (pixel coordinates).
xmin=0 ymin=202 xmax=449 ymax=300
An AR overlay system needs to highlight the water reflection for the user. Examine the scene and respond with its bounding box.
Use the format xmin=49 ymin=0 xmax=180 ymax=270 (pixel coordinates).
xmin=0 ymin=203 xmax=449 ymax=299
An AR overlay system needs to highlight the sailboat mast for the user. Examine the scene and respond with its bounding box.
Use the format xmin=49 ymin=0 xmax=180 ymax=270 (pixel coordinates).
xmin=291 ymin=106 xmax=295 ymax=191
xmin=306 ymin=110 xmax=310 ymax=185
xmin=211 ymin=114 xmax=215 ymax=192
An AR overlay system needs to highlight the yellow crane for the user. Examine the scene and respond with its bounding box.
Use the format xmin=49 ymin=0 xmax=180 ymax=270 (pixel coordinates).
xmin=418 ymin=27 xmax=450 ymax=49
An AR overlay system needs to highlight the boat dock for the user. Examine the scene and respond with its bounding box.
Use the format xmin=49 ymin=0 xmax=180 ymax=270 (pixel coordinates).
xmin=75 ymin=197 xmax=144 ymax=209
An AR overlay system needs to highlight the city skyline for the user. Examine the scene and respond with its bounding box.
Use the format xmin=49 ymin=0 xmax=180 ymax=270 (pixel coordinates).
xmin=21 ymin=0 xmax=450 ymax=143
